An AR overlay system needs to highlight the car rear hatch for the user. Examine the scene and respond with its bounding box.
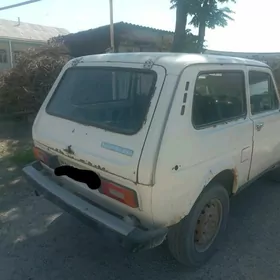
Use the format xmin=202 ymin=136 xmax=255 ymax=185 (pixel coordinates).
xmin=33 ymin=60 xmax=166 ymax=185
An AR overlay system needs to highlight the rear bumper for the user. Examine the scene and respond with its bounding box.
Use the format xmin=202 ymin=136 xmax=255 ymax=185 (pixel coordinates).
xmin=22 ymin=161 xmax=168 ymax=252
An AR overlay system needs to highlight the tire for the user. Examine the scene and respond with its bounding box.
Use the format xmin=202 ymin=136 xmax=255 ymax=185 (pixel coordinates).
xmin=167 ymin=182 xmax=230 ymax=268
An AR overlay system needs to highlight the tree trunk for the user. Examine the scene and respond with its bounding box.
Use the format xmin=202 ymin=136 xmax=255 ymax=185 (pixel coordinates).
xmin=197 ymin=22 xmax=206 ymax=53
xmin=197 ymin=0 xmax=209 ymax=53
xmin=172 ymin=0 xmax=188 ymax=53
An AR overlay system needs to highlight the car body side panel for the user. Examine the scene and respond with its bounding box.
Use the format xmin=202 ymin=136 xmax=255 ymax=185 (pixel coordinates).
xmin=151 ymin=64 xmax=254 ymax=227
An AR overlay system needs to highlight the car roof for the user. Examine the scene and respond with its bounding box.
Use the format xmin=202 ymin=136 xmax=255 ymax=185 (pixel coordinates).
xmin=72 ymin=52 xmax=269 ymax=75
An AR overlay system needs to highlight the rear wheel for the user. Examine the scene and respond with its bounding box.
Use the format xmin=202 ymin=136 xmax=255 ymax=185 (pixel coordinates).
xmin=167 ymin=182 xmax=230 ymax=268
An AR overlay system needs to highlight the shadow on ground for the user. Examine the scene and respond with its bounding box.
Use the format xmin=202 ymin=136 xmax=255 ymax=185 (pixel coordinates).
xmin=2 ymin=177 xmax=280 ymax=280
xmin=1 ymin=120 xmax=280 ymax=279
xmin=0 ymin=119 xmax=33 ymax=167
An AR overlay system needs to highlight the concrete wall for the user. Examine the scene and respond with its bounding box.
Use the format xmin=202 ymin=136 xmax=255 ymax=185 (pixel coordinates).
xmin=0 ymin=38 xmax=45 ymax=71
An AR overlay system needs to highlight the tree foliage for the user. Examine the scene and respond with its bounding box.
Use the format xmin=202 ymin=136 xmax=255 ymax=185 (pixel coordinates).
xmin=171 ymin=0 xmax=236 ymax=53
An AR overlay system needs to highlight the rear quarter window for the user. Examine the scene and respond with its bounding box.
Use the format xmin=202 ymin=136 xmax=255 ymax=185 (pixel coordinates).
xmin=192 ymin=71 xmax=247 ymax=129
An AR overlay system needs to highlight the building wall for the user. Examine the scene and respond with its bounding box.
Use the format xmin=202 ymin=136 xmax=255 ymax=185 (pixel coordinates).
xmin=117 ymin=28 xmax=173 ymax=53
xmin=117 ymin=41 xmax=170 ymax=53
xmin=0 ymin=39 xmax=45 ymax=71
xmin=118 ymin=43 xmax=163 ymax=53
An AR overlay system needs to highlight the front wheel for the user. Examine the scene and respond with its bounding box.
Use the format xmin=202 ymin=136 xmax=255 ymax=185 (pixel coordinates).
xmin=167 ymin=182 xmax=230 ymax=268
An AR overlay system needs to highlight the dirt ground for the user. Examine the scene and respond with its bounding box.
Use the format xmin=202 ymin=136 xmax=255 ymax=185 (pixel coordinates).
xmin=2 ymin=119 xmax=280 ymax=280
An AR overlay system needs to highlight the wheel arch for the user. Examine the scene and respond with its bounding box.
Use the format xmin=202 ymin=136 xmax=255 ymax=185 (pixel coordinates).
xmin=205 ymin=169 xmax=237 ymax=197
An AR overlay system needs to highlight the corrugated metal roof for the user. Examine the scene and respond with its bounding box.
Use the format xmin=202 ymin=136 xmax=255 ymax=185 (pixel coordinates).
xmin=0 ymin=18 xmax=69 ymax=42
xmin=117 ymin=21 xmax=174 ymax=34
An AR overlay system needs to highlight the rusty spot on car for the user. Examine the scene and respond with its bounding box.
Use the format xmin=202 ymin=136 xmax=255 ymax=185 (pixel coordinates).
xmin=71 ymin=57 xmax=84 ymax=67
xmin=46 ymin=146 xmax=108 ymax=174
xmin=74 ymin=157 xmax=95 ymax=168
xmin=93 ymin=165 xmax=107 ymax=172
xmin=63 ymin=145 xmax=75 ymax=155
xmin=172 ymin=165 xmax=180 ymax=171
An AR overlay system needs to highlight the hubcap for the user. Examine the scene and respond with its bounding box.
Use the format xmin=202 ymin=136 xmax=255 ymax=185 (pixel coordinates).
xmin=194 ymin=198 xmax=222 ymax=252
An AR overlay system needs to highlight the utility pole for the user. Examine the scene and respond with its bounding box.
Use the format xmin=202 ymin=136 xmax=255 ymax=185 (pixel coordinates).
xmin=109 ymin=0 xmax=115 ymax=53
xmin=0 ymin=0 xmax=41 ymax=11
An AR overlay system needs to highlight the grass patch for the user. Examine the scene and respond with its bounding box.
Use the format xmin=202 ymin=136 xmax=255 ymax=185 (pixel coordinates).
xmin=9 ymin=147 xmax=34 ymax=166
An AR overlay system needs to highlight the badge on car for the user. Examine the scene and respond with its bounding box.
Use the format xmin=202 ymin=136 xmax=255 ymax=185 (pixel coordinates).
xmin=101 ymin=142 xmax=134 ymax=157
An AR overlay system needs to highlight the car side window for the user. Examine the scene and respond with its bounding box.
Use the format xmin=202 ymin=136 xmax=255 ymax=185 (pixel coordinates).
xmin=192 ymin=71 xmax=247 ymax=128
xmin=249 ymin=71 xmax=279 ymax=115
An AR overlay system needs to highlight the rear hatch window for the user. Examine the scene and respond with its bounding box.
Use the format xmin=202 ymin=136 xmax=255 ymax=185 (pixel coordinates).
xmin=46 ymin=67 xmax=157 ymax=134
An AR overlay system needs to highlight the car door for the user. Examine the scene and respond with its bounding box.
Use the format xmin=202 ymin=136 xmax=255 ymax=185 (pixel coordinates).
xmin=248 ymin=67 xmax=280 ymax=180
xmin=156 ymin=64 xmax=254 ymax=191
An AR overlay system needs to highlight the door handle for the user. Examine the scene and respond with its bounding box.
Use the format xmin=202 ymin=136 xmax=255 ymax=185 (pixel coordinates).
xmin=255 ymin=122 xmax=264 ymax=131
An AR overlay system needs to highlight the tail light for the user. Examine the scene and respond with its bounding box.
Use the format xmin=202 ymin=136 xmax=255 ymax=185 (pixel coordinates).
xmin=33 ymin=146 xmax=59 ymax=169
xmin=99 ymin=181 xmax=139 ymax=208
xmin=33 ymin=147 xmax=49 ymax=163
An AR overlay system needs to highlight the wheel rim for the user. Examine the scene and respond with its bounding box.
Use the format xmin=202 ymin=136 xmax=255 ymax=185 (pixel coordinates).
xmin=194 ymin=198 xmax=223 ymax=253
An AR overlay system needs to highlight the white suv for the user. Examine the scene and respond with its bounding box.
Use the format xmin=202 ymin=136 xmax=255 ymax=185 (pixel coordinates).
xmin=23 ymin=52 xmax=280 ymax=268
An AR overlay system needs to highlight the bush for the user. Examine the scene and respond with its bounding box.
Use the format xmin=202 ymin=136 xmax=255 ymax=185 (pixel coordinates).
xmin=1 ymin=46 xmax=280 ymax=118
xmin=0 ymin=43 xmax=71 ymax=116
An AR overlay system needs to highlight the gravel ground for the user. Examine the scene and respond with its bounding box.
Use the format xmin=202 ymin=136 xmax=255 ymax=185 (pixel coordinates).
xmin=1 ymin=121 xmax=280 ymax=280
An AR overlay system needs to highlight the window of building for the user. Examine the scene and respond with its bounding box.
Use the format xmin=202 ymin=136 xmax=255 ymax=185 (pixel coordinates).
xmin=13 ymin=51 xmax=22 ymax=63
xmin=0 ymin=49 xmax=7 ymax=63
xmin=192 ymin=71 xmax=247 ymax=128
xmin=249 ymin=71 xmax=279 ymax=115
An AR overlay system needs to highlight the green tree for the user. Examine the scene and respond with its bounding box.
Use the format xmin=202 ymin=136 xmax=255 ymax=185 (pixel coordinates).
xmin=171 ymin=0 xmax=235 ymax=53
xmin=190 ymin=0 xmax=235 ymax=53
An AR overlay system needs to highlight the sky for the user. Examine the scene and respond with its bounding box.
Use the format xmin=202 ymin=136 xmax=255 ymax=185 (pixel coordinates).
xmin=0 ymin=0 xmax=279 ymax=52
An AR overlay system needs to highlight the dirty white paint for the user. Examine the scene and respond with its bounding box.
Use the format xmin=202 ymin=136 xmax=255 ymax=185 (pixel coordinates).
xmin=32 ymin=53 xmax=280 ymax=229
